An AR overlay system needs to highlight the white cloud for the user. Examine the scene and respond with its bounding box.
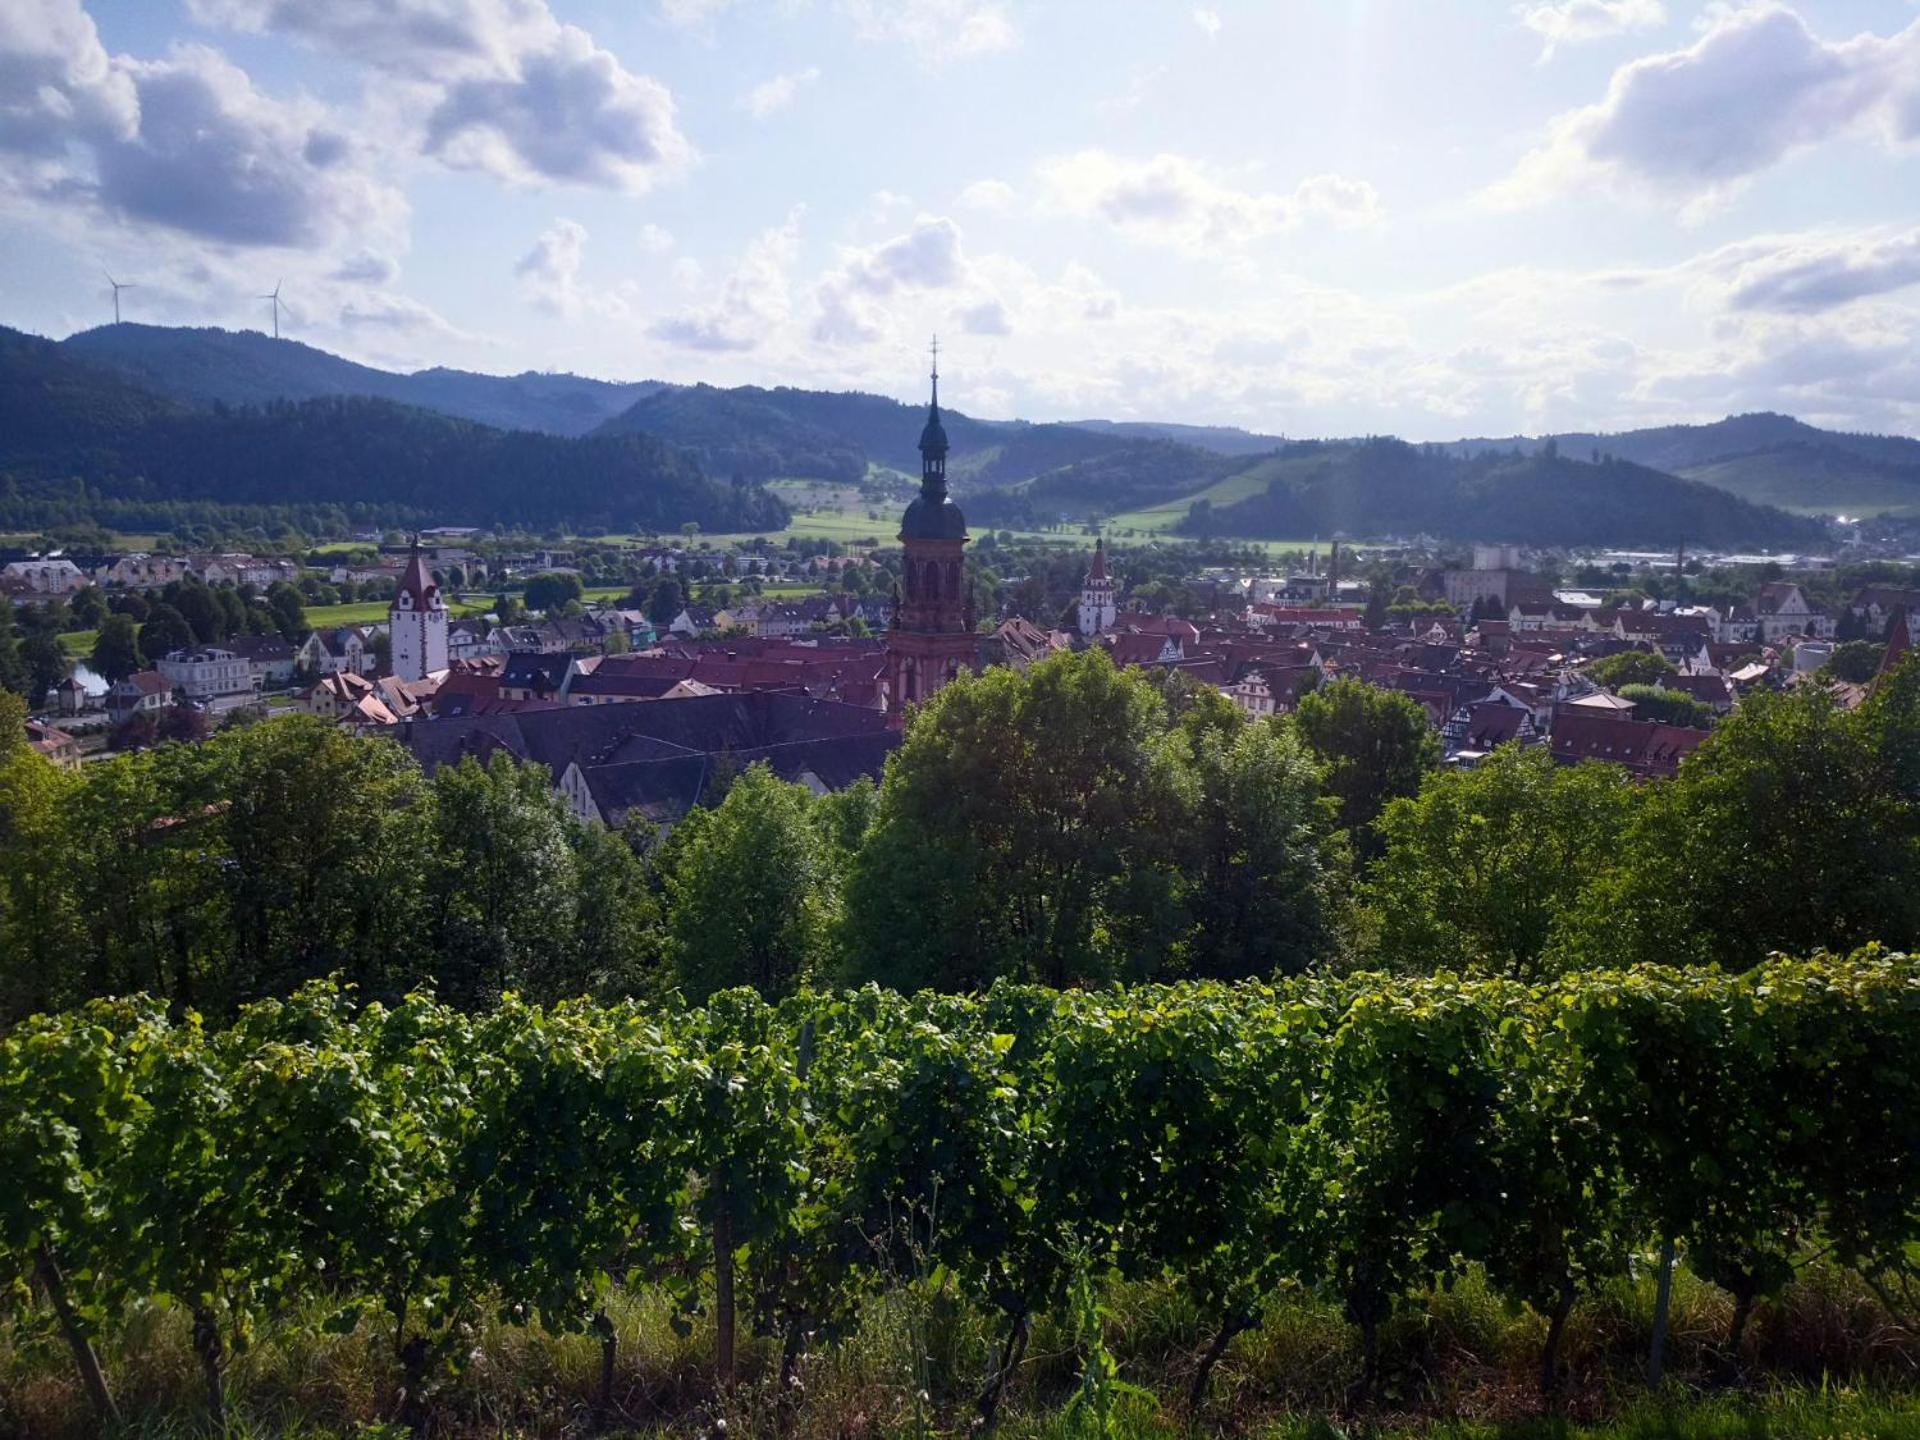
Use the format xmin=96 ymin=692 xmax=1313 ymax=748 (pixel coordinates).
xmin=191 ymin=0 xmax=695 ymax=194
xmin=515 ymin=217 xmax=619 ymax=317
xmin=1037 ymin=150 xmax=1384 ymax=253
xmin=1489 ymin=5 xmax=1920 ymax=211
xmin=957 ymin=177 xmax=1015 ymax=210
xmin=0 ymin=8 xmax=404 ymax=252
xmin=0 ymin=0 xmax=137 ymax=157
xmin=1700 ymin=227 xmax=1920 ymax=314
xmin=837 ymin=0 xmax=1017 ymax=60
xmin=637 ymin=222 xmax=675 ymax=254
xmin=1192 ymin=8 xmax=1222 ymax=38
xmin=738 ymin=66 xmax=819 ymax=118
xmin=655 ymin=0 xmax=1014 ymax=60
xmin=652 ymin=208 xmax=802 ymax=351
xmin=813 ymin=213 xmax=1009 ymax=344
xmin=1514 ymin=0 xmax=1665 ymax=59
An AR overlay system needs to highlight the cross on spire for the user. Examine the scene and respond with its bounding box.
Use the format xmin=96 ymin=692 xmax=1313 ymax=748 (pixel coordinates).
xmin=929 ymin=334 xmax=940 ymax=409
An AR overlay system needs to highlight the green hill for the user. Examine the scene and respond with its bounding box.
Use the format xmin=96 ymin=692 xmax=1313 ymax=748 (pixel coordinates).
xmin=0 ymin=326 xmax=787 ymax=534
xmin=592 ymin=383 xmax=867 ymax=483
xmin=60 ymin=324 xmax=657 ymax=436
xmin=1174 ymin=439 xmax=1823 ymax=549
xmin=1450 ymin=413 xmax=1920 ymax=517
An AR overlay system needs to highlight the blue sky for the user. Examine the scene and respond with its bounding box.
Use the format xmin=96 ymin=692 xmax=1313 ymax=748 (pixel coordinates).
xmin=3 ymin=0 xmax=1918 ymax=438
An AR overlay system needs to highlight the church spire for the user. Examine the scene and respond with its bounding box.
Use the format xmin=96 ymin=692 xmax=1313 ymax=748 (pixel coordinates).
xmin=917 ymin=334 xmax=949 ymax=482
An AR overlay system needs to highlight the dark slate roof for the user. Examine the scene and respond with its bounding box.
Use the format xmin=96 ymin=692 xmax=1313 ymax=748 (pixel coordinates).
xmin=398 ymin=690 xmax=893 ymax=779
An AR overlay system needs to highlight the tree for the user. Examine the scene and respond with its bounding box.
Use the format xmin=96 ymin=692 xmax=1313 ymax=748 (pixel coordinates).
xmin=422 ymin=752 xmax=579 ymax=1008
xmin=158 ymin=703 xmax=212 ymax=745
xmin=840 ymin=649 xmax=1187 ymax=990
xmin=1822 ymin=639 xmax=1886 ymax=684
xmin=173 ymin=584 xmax=226 ymax=645
xmin=0 ymin=739 xmax=85 ymax=1016
xmin=1368 ymin=744 xmax=1637 ymax=978
xmin=647 ymin=576 xmax=685 ymax=628
xmin=1364 ymin=581 xmax=1389 ymax=632
xmin=1177 ymin=720 xmax=1346 ymax=978
xmin=0 ymin=606 xmax=29 ymax=697
xmin=662 ymin=764 xmax=832 ymax=1002
xmin=1617 ymin=683 xmax=1713 ymax=729
xmin=524 ymin=572 xmax=585 ymax=614
xmin=1586 ymin=649 xmax=1676 ymax=689
xmin=210 ymin=717 xmax=425 ymax=1009
xmin=22 ymin=630 xmax=68 ymax=705
xmin=91 ymin=615 xmax=143 ymax=684
xmin=264 ymin=581 xmax=306 ymax=642
xmin=68 ymin=587 xmax=107 ymax=629
xmin=140 ymin=605 xmax=194 ymax=666
xmin=1291 ymin=677 xmax=1440 ymax=861
xmin=1564 ymin=682 xmax=1920 ymax=970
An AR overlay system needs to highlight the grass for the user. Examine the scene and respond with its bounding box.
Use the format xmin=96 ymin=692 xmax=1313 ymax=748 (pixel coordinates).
xmin=303 ymin=599 xmax=489 ymax=628
xmin=58 ymin=630 xmax=97 ymax=660
xmin=5 ymin=1263 xmax=1918 ymax=1440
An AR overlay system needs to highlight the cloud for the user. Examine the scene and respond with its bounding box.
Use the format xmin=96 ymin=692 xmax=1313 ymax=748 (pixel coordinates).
xmin=332 ymin=248 xmax=400 ymax=283
xmin=738 ymin=66 xmax=819 ymax=118
xmin=957 ymin=177 xmax=1015 ymax=210
xmin=1037 ymin=150 xmax=1384 ymax=253
xmin=1192 ymin=8 xmax=1222 ymax=38
xmin=655 ymin=0 xmax=1014 ymax=59
xmin=836 ymin=0 xmax=1017 ymax=60
xmin=0 ymin=9 xmax=403 ymax=251
xmin=0 ymin=0 xmax=137 ymax=157
xmin=637 ymin=222 xmax=675 ymax=254
xmin=515 ymin=217 xmax=613 ymax=317
xmin=652 ymin=208 xmax=802 ymax=351
xmin=191 ymin=0 xmax=695 ymax=194
xmin=1704 ymin=228 xmax=1920 ymax=313
xmin=813 ymin=213 xmax=1006 ymax=344
xmin=1489 ymin=5 xmax=1920 ymax=210
xmin=1514 ymin=0 xmax=1664 ymax=59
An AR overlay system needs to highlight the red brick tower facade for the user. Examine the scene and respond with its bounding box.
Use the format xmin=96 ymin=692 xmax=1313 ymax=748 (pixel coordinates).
xmin=886 ymin=350 xmax=976 ymax=720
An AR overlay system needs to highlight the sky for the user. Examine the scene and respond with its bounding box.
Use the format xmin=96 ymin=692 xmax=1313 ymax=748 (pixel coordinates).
xmin=2 ymin=0 xmax=1919 ymax=439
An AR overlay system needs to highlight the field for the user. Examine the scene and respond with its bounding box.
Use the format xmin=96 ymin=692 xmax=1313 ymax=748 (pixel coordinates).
xmin=303 ymin=597 xmax=488 ymax=627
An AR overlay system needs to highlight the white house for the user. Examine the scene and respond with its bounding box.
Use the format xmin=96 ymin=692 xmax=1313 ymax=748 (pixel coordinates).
xmin=156 ymin=648 xmax=255 ymax=708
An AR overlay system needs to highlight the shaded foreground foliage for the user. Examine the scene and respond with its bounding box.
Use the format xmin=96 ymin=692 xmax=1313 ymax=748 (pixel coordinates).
xmin=4 ymin=954 xmax=1918 ymax=1434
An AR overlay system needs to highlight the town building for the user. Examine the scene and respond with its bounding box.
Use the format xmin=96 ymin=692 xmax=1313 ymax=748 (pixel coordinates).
xmin=156 ymin=647 xmax=255 ymax=709
xmin=885 ymin=353 xmax=979 ymax=720
xmin=108 ymin=670 xmax=170 ymax=722
xmin=1078 ymin=539 xmax=1117 ymax=638
xmin=389 ymin=541 xmax=449 ymax=683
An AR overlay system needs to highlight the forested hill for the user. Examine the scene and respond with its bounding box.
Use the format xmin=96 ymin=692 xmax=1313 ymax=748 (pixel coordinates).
xmin=61 ymin=324 xmax=659 ymax=437
xmin=1173 ymin=439 xmax=1825 ymax=549
xmin=593 ymin=382 xmax=1134 ymax=481
xmin=1448 ymin=413 xmax=1920 ymax=517
xmin=0 ymin=326 xmax=789 ymax=534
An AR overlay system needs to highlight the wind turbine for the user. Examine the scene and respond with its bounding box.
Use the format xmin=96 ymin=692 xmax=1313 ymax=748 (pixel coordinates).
xmin=259 ymin=280 xmax=284 ymax=340
xmin=104 ymin=272 xmax=137 ymax=325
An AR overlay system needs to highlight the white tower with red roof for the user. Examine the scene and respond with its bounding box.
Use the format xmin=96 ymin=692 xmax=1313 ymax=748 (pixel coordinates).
xmin=1078 ymin=537 xmax=1117 ymax=638
xmin=390 ymin=539 xmax=448 ymax=682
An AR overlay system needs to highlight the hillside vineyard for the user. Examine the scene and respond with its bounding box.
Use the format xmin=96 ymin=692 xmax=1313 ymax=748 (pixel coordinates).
xmin=6 ymin=954 xmax=1917 ymax=1428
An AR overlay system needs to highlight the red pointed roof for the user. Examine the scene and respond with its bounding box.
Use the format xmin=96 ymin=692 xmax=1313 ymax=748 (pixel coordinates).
xmin=1086 ymin=538 xmax=1109 ymax=584
xmin=395 ymin=541 xmax=441 ymax=611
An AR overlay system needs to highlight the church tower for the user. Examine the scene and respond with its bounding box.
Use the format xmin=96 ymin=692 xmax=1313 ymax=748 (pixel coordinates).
xmin=1078 ymin=537 xmax=1116 ymax=638
xmin=886 ymin=343 xmax=977 ymax=720
xmin=390 ymin=539 xmax=448 ymax=682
